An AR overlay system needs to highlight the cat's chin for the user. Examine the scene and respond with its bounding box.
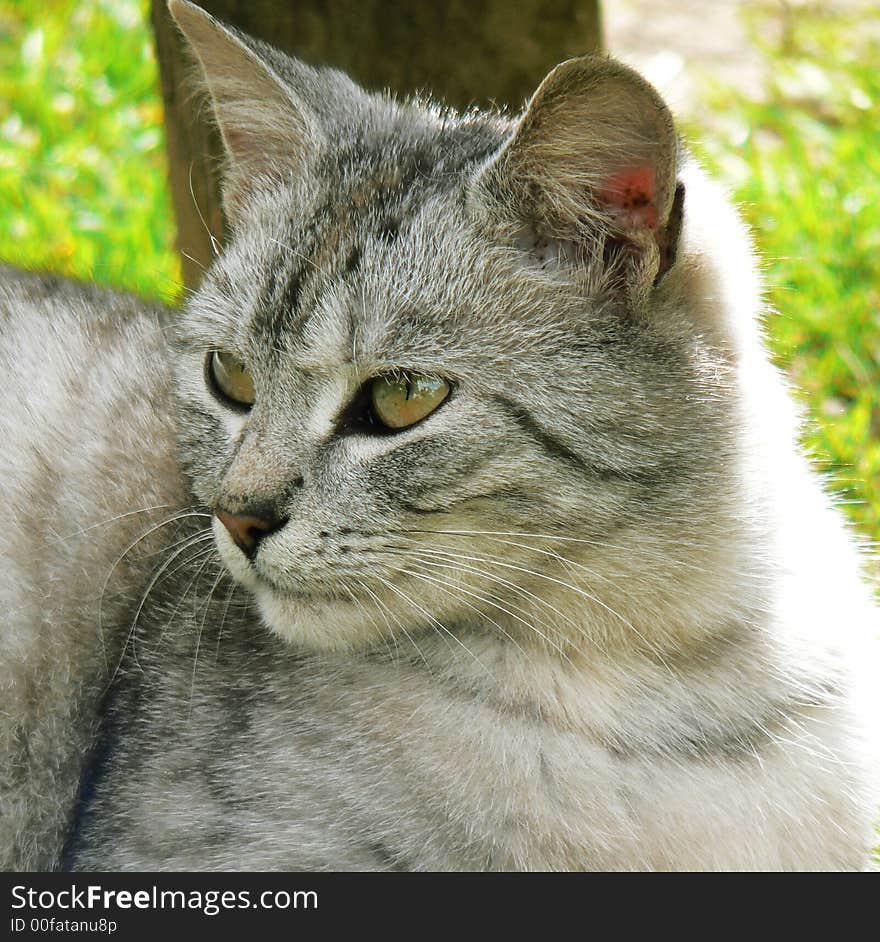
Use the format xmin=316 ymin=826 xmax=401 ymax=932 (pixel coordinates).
xmin=252 ymin=582 xmax=387 ymax=651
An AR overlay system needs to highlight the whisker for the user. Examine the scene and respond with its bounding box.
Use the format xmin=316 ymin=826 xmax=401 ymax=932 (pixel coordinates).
xmin=402 ymin=561 xmax=585 ymax=666
xmin=181 ymin=250 xmax=209 ymax=274
xmin=359 ymin=580 xmax=433 ymax=674
xmin=188 ymin=160 xmax=222 ymax=257
xmin=44 ymin=503 xmax=184 ymax=547
xmin=135 ymin=540 xmax=218 ymax=671
xmin=399 ymin=549 xmax=597 ymax=655
xmin=97 ymin=510 xmax=214 ymax=671
xmin=267 ymin=237 xmax=323 ymax=274
xmin=462 ymin=534 xmax=622 ymax=589
xmin=214 ymin=579 xmax=239 ymax=664
xmin=341 ymin=582 xmax=398 ymax=664
xmin=401 ymin=527 xmax=710 ymax=575
xmin=155 ymin=542 xmax=220 ymax=640
xmin=373 ymin=572 xmax=496 ymax=679
xmin=399 ymin=565 xmax=532 ymax=660
xmin=105 ymin=533 xmax=214 ymax=691
xmin=190 ymin=566 xmax=227 ymax=718
xmin=400 ymin=543 xmax=684 ymax=688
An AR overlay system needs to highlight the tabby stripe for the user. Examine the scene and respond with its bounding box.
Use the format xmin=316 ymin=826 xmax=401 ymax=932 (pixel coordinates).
xmin=491 ymin=395 xmax=613 ymax=480
xmin=492 ymin=395 xmax=671 ymax=488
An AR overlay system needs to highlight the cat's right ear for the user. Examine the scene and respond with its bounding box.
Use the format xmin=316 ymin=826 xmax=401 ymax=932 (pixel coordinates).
xmin=167 ymin=0 xmax=324 ymax=217
xmin=471 ymin=55 xmax=683 ymax=296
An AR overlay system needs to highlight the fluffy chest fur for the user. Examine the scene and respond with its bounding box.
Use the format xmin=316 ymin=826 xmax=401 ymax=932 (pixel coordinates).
xmin=69 ymin=586 xmax=875 ymax=871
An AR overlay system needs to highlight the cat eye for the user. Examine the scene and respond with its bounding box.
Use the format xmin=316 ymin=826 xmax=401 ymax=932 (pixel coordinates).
xmin=207 ymin=350 xmax=255 ymax=408
xmin=369 ymin=374 xmax=450 ymax=430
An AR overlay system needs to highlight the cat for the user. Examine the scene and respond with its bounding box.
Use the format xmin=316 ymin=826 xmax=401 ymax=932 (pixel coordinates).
xmin=2 ymin=0 xmax=878 ymax=870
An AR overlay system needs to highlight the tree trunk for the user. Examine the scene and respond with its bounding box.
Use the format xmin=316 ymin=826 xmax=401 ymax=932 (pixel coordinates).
xmin=151 ymin=0 xmax=603 ymax=288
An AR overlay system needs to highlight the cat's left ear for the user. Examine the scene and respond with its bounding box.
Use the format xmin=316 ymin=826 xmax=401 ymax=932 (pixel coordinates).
xmin=168 ymin=0 xmax=325 ymax=216
xmin=474 ymin=56 xmax=684 ymax=291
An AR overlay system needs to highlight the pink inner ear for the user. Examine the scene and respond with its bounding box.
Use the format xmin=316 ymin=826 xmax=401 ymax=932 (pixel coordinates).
xmin=597 ymin=166 xmax=658 ymax=230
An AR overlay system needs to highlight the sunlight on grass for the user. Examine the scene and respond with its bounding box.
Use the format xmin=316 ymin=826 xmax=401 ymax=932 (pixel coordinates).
xmin=0 ymin=0 xmax=181 ymax=301
xmin=688 ymin=1 xmax=880 ymax=550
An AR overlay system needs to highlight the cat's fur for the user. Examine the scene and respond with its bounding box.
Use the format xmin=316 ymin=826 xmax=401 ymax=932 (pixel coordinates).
xmin=0 ymin=268 xmax=186 ymax=869
xmin=2 ymin=0 xmax=878 ymax=870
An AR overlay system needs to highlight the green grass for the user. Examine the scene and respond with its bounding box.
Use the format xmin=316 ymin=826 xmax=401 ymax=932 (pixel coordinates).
xmin=687 ymin=2 xmax=880 ymax=550
xmin=0 ymin=0 xmax=877 ymax=550
xmin=0 ymin=0 xmax=180 ymax=301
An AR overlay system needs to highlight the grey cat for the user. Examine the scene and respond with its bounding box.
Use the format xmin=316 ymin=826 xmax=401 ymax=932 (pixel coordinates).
xmin=2 ymin=0 xmax=878 ymax=870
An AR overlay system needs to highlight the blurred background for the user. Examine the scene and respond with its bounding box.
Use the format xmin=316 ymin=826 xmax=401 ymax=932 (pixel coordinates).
xmin=0 ymin=0 xmax=877 ymax=557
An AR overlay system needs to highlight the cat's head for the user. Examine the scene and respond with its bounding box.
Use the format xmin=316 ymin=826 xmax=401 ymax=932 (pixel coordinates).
xmin=168 ymin=0 xmax=746 ymax=655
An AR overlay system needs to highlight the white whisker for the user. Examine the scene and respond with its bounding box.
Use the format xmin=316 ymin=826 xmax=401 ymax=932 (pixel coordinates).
xmin=395 ymin=542 xmax=690 ymax=699
xmin=188 ymin=160 xmax=222 ymax=257
xmin=45 ymin=503 xmax=183 ymax=547
xmin=97 ymin=510 xmax=214 ymax=671
xmin=359 ymin=580 xmax=433 ymax=674
xmin=214 ymin=579 xmax=239 ymax=664
xmin=402 ymin=527 xmax=710 ymax=575
xmin=399 ymin=565 xmax=533 ymax=660
xmin=372 ymin=573 xmax=495 ymax=678
xmin=190 ymin=566 xmax=227 ymax=718
xmin=107 ymin=534 xmax=215 ymax=690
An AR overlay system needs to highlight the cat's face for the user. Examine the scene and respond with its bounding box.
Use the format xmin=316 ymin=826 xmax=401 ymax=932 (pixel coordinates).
xmin=169 ymin=0 xmax=734 ymax=653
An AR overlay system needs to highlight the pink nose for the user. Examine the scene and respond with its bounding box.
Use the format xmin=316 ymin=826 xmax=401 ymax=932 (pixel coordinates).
xmin=215 ymin=510 xmax=279 ymax=558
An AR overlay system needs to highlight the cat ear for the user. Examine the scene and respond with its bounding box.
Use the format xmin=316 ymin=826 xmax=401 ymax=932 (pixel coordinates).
xmin=475 ymin=56 xmax=683 ymax=289
xmin=168 ymin=0 xmax=325 ymax=213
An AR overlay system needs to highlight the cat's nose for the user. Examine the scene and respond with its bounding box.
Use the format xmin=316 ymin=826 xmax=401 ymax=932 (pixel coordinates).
xmin=215 ymin=509 xmax=286 ymax=559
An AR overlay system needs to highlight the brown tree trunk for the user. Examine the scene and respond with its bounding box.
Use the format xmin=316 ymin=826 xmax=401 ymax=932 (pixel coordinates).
xmin=151 ymin=0 xmax=603 ymax=288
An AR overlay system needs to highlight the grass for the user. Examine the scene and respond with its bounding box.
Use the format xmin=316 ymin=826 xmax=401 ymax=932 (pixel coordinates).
xmin=0 ymin=0 xmax=180 ymax=301
xmin=0 ymin=0 xmax=877 ymax=551
xmin=688 ymin=0 xmax=880 ymax=552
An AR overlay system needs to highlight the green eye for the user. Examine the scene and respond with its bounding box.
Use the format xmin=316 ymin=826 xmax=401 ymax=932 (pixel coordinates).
xmin=208 ymin=350 xmax=255 ymax=408
xmin=370 ymin=373 xmax=450 ymax=430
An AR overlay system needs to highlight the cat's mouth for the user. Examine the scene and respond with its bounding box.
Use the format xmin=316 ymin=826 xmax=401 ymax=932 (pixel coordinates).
xmin=212 ymin=515 xmax=445 ymax=651
xmin=212 ymin=517 xmax=353 ymax=602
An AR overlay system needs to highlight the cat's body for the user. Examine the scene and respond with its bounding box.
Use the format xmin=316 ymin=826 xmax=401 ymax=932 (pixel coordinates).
xmin=2 ymin=0 xmax=878 ymax=870
xmin=0 ymin=267 xmax=186 ymax=869
xmin=69 ymin=496 xmax=880 ymax=871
